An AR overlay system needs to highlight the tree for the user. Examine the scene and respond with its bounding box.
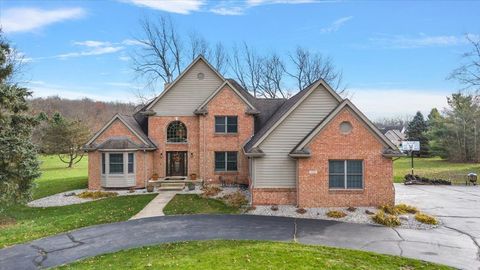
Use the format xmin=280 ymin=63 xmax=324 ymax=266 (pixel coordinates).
xmin=406 ymin=111 xmax=430 ymax=157
xmin=426 ymin=108 xmax=448 ymax=158
xmin=0 ymin=31 xmax=40 ymax=210
xmin=448 ymin=35 xmax=480 ymax=92
xmin=41 ymin=113 xmax=91 ymax=168
xmin=288 ymin=46 xmax=346 ymax=94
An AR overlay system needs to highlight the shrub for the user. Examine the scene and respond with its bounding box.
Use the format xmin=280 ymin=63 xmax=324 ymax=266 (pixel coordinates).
xmin=415 ymin=212 xmax=438 ymax=225
xmin=326 ymin=210 xmax=347 ymax=218
xmin=372 ymin=210 xmax=401 ymax=227
xmin=395 ymin=204 xmax=418 ymax=214
xmin=346 ymin=207 xmax=356 ymax=212
xmin=0 ymin=216 xmax=16 ymax=229
xmin=77 ymin=191 xmax=118 ymax=199
xmin=296 ymin=208 xmax=307 ymax=214
xmin=201 ymin=185 xmax=222 ymax=197
xmin=270 ymin=205 xmax=279 ymax=211
xmin=222 ymin=191 xmax=248 ymax=208
xmin=379 ymin=205 xmax=398 ymax=215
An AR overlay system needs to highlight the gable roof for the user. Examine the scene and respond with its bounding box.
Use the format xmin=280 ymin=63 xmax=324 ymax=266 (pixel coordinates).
xmin=84 ymin=114 xmax=156 ymax=150
xmin=194 ymin=80 xmax=258 ymax=114
xmin=145 ymin=55 xmax=225 ymax=111
xmin=244 ymin=79 xmax=343 ymax=152
xmin=290 ymin=99 xmax=398 ymax=154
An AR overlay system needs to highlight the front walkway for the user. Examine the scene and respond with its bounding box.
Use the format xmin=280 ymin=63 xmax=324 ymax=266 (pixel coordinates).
xmin=130 ymin=191 xmax=177 ymax=220
xmin=0 ymin=215 xmax=478 ymax=270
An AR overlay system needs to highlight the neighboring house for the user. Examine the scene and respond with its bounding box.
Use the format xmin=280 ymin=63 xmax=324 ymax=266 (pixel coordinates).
xmin=84 ymin=56 xmax=402 ymax=207
xmin=384 ymin=129 xmax=406 ymax=150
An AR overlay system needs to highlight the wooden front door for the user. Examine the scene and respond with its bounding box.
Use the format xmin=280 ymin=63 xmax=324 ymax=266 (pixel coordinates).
xmin=166 ymin=151 xmax=187 ymax=176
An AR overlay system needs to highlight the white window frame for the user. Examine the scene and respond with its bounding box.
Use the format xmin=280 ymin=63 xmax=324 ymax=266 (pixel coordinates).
xmin=214 ymin=116 xmax=238 ymax=134
xmin=214 ymin=151 xmax=238 ymax=172
xmin=101 ymin=152 xmax=136 ymax=175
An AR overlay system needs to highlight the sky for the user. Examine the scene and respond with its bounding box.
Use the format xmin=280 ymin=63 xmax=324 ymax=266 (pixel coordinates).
xmin=0 ymin=0 xmax=479 ymax=120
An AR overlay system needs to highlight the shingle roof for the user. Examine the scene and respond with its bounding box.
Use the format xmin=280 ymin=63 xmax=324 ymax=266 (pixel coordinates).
xmin=118 ymin=114 xmax=156 ymax=148
xmin=97 ymin=137 xmax=141 ymax=150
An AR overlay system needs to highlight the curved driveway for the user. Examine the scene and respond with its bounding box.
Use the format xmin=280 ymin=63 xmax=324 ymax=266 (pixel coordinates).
xmin=0 ymin=214 xmax=478 ymax=270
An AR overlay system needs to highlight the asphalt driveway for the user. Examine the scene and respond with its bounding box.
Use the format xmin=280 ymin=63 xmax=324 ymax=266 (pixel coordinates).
xmin=0 ymin=184 xmax=479 ymax=270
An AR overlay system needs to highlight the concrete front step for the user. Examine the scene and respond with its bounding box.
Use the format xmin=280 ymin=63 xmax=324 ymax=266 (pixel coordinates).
xmin=158 ymin=183 xmax=185 ymax=191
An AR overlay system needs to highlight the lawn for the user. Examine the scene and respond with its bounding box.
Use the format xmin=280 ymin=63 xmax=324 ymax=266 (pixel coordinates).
xmin=56 ymin=240 xmax=451 ymax=270
xmin=33 ymin=155 xmax=89 ymax=199
xmin=163 ymin=194 xmax=240 ymax=215
xmin=0 ymin=155 xmax=155 ymax=248
xmin=393 ymin=156 xmax=480 ymax=184
xmin=0 ymin=194 xmax=156 ymax=248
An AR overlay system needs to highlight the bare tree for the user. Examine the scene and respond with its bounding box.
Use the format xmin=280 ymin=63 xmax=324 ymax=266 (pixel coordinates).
xmin=188 ymin=31 xmax=209 ymax=61
xmin=211 ymin=42 xmax=228 ymax=74
xmin=288 ymin=46 xmax=345 ymax=93
xmin=449 ymin=35 xmax=480 ymax=92
xmin=131 ymin=16 xmax=182 ymax=87
xmin=259 ymin=53 xmax=288 ymax=98
xmin=230 ymin=43 xmax=263 ymax=97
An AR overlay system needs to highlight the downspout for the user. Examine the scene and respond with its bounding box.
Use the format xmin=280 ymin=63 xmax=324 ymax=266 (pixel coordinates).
xmin=143 ymin=149 xmax=147 ymax=188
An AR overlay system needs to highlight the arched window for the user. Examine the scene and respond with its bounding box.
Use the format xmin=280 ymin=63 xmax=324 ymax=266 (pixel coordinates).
xmin=167 ymin=121 xmax=187 ymax=143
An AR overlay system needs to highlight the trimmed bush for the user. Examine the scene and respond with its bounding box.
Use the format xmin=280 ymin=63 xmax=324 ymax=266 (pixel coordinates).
xmin=296 ymin=208 xmax=307 ymax=214
xmin=77 ymin=191 xmax=118 ymax=199
xmin=379 ymin=205 xmax=398 ymax=215
xmin=395 ymin=204 xmax=418 ymax=214
xmin=415 ymin=212 xmax=438 ymax=225
xmin=201 ymin=186 xmax=222 ymax=197
xmin=222 ymin=191 xmax=248 ymax=208
xmin=326 ymin=210 xmax=347 ymax=218
xmin=372 ymin=210 xmax=401 ymax=227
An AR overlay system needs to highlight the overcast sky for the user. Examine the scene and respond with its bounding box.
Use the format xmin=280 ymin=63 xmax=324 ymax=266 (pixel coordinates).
xmin=1 ymin=0 xmax=479 ymax=120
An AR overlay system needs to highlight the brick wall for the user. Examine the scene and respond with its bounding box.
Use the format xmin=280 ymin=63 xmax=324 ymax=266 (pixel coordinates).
xmin=297 ymin=108 xmax=394 ymax=207
xmin=251 ymin=188 xmax=297 ymax=205
xmin=148 ymin=116 xmax=200 ymax=178
xmin=201 ymin=85 xmax=254 ymax=184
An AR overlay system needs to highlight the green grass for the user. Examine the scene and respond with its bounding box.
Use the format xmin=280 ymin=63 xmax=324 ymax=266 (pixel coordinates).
xmin=56 ymin=240 xmax=452 ymax=270
xmin=393 ymin=156 xmax=480 ymax=184
xmin=0 ymin=195 xmax=156 ymax=248
xmin=163 ymin=194 xmax=240 ymax=215
xmin=33 ymin=155 xmax=88 ymax=199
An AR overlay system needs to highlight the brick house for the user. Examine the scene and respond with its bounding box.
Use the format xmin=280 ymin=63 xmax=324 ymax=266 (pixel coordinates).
xmin=84 ymin=56 xmax=402 ymax=207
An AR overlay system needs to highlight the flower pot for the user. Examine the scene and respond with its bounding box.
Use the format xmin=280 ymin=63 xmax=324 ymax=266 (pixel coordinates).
xmin=188 ymin=183 xmax=195 ymax=191
xmin=190 ymin=173 xmax=197 ymax=180
xmin=152 ymin=173 xmax=159 ymax=180
xmin=146 ymin=185 xmax=154 ymax=192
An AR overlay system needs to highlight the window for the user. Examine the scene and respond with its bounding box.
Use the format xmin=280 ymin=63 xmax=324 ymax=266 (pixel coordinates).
xmin=167 ymin=121 xmax=187 ymax=143
xmin=101 ymin=153 xmax=105 ymax=174
xmin=128 ymin=153 xmax=134 ymax=173
xmin=215 ymin=151 xmax=238 ymax=171
xmin=328 ymin=160 xmax=363 ymax=189
xmin=215 ymin=116 xmax=238 ymax=133
xmin=109 ymin=153 xmax=124 ymax=174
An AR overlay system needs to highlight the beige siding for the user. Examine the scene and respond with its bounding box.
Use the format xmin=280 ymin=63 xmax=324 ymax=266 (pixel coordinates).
xmin=254 ymin=85 xmax=340 ymax=188
xmin=151 ymin=60 xmax=223 ymax=116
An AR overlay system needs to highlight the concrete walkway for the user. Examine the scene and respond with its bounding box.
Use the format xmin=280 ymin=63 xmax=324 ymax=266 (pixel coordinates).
xmin=0 ymin=215 xmax=478 ymax=270
xmin=130 ymin=191 xmax=177 ymax=220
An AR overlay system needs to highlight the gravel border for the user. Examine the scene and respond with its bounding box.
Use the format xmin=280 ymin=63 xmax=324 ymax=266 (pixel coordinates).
xmin=27 ymin=189 xmax=159 ymax=208
xmin=247 ymin=205 xmax=439 ymax=230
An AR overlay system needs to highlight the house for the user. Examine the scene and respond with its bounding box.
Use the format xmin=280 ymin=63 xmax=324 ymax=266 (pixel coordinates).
xmin=84 ymin=56 xmax=402 ymax=207
xmin=384 ymin=129 xmax=406 ymax=150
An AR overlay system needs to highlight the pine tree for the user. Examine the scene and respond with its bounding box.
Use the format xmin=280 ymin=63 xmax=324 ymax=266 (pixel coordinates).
xmin=406 ymin=111 xmax=430 ymax=157
xmin=0 ymin=32 xmax=40 ymax=210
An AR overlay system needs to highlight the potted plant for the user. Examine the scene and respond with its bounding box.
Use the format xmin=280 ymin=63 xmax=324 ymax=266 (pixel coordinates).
xmin=190 ymin=173 xmax=197 ymax=180
xmin=187 ymin=182 xmax=195 ymax=191
xmin=151 ymin=172 xmax=159 ymax=180
xmin=146 ymin=184 xmax=154 ymax=192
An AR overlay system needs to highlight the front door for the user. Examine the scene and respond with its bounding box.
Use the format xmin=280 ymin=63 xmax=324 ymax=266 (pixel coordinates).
xmin=166 ymin=151 xmax=187 ymax=176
